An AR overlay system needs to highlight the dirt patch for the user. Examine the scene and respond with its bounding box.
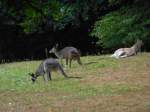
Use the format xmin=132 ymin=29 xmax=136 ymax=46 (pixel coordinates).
xmin=50 ymin=91 xmax=150 ymax=112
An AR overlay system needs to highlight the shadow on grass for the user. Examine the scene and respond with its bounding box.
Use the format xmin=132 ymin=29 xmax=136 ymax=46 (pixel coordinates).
xmin=84 ymin=61 xmax=98 ymax=65
xmin=68 ymin=76 xmax=82 ymax=79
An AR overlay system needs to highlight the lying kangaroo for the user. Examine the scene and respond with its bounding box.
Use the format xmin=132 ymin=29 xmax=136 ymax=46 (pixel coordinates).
xmin=49 ymin=44 xmax=82 ymax=68
xmin=29 ymin=58 xmax=68 ymax=82
xmin=110 ymin=39 xmax=143 ymax=59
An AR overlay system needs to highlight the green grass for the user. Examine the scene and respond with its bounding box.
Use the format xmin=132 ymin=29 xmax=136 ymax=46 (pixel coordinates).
xmin=0 ymin=55 xmax=141 ymax=95
xmin=0 ymin=53 xmax=149 ymax=112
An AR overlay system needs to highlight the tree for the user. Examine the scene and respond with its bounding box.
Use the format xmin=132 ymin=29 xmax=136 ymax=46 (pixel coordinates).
xmin=0 ymin=0 xmax=107 ymax=33
xmin=91 ymin=0 xmax=150 ymax=51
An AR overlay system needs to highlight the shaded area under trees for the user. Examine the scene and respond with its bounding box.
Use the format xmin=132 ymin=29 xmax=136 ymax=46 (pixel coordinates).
xmin=0 ymin=0 xmax=149 ymax=62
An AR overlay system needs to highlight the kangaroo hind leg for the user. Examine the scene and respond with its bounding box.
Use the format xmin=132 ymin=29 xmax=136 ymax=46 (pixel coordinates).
xmin=77 ymin=57 xmax=82 ymax=65
xmin=43 ymin=72 xmax=51 ymax=81
xmin=69 ymin=59 xmax=72 ymax=68
xmin=57 ymin=65 xmax=68 ymax=78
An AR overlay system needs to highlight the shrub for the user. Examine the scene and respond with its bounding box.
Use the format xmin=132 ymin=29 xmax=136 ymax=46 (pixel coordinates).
xmin=91 ymin=4 xmax=150 ymax=51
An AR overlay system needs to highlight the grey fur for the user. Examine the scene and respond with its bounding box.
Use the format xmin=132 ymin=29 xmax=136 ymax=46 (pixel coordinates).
xmin=29 ymin=58 xmax=68 ymax=82
xmin=49 ymin=45 xmax=82 ymax=68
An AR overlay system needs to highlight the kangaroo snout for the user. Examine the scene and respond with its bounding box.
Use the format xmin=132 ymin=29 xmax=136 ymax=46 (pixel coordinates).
xmin=49 ymin=49 xmax=53 ymax=53
xmin=28 ymin=73 xmax=37 ymax=83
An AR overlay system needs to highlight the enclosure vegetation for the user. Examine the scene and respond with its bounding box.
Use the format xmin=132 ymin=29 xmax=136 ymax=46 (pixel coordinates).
xmin=0 ymin=0 xmax=150 ymax=59
xmin=91 ymin=0 xmax=150 ymax=50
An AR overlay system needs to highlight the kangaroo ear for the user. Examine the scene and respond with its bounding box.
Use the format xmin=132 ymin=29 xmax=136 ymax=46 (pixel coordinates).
xmin=28 ymin=73 xmax=34 ymax=77
xmin=55 ymin=43 xmax=59 ymax=48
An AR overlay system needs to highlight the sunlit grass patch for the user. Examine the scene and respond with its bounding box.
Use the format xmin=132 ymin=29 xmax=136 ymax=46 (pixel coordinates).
xmin=0 ymin=56 xmax=142 ymax=96
xmin=97 ymin=83 xmax=142 ymax=95
xmin=0 ymin=56 xmax=141 ymax=96
xmin=69 ymin=83 xmax=142 ymax=97
xmin=81 ymin=55 xmax=118 ymax=70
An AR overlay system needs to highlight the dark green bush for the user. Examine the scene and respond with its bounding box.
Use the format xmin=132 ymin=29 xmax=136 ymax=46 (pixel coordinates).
xmin=91 ymin=4 xmax=150 ymax=50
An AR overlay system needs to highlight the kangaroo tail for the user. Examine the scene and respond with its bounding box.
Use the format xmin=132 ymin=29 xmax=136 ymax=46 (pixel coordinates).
xmin=110 ymin=54 xmax=115 ymax=57
xmin=71 ymin=51 xmax=82 ymax=65
xmin=58 ymin=65 xmax=68 ymax=78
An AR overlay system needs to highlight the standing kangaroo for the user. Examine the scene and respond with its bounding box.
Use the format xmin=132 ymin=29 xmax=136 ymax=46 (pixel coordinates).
xmin=49 ymin=44 xmax=82 ymax=68
xmin=29 ymin=58 xmax=68 ymax=83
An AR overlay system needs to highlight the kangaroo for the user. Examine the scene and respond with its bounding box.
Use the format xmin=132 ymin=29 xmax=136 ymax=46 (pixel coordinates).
xmin=29 ymin=58 xmax=68 ymax=83
xmin=49 ymin=44 xmax=82 ymax=68
xmin=110 ymin=39 xmax=143 ymax=59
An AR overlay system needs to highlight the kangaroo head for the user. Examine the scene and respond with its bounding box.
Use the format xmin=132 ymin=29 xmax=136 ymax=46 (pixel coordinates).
xmin=49 ymin=43 xmax=59 ymax=53
xmin=137 ymin=39 xmax=143 ymax=46
xmin=133 ymin=39 xmax=144 ymax=52
xmin=28 ymin=73 xmax=37 ymax=83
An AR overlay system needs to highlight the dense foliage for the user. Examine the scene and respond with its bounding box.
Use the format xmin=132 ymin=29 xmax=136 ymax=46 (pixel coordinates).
xmin=0 ymin=0 xmax=107 ymax=61
xmin=0 ymin=0 xmax=106 ymax=33
xmin=0 ymin=0 xmax=150 ymax=61
xmin=91 ymin=0 xmax=150 ymax=50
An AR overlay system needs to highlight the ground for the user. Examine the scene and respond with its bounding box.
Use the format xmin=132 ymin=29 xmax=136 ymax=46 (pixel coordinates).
xmin=0 ymin=53 xmax=150 ymax=112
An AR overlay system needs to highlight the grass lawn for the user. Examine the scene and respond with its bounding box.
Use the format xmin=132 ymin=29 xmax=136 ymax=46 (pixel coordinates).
xmin=0 ymin=53 xmax=150 ymax=112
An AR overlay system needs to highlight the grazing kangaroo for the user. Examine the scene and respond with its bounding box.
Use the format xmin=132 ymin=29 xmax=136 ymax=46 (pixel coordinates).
xmin=49 ymin=44 xmax=82 ymax=68
xmin=29 ymin=58 xmax=68 ymax=83
xmin=110 ymin=39 xmax=143 ymax=59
